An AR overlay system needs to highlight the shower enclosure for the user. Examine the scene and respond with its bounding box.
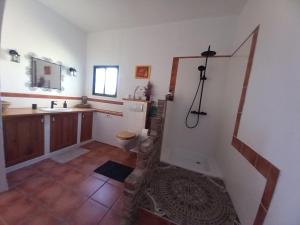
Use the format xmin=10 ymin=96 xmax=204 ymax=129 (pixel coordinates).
xmin=161 ymin=55 xmax=230 ymax=177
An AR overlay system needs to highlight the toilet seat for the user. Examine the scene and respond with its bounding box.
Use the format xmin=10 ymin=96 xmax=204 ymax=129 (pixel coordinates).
xmin=116 ymin=131 xmax=136 ymax=140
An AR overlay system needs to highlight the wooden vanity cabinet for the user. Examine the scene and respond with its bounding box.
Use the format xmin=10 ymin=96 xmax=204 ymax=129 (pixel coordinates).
xmin=80 ymin=111 xmax=93 ymax=142
xmin=3 ymin=115 xmax=44 ymax=167
xmin=50 ymin=113 xmax=78 ymax=152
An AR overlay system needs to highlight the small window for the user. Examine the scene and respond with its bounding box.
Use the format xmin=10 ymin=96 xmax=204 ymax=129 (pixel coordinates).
xmin=93 ymin=65 xmax=119 ymax=97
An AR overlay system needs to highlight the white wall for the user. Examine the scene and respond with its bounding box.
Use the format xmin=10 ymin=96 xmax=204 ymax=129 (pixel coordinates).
xmin=217 ymin=36 xmax=267 ymax=225
xmin=217 ymin=0 xmax=300 ymax=225
xmin=93 ymin=113 xmax=124 ymax=147
xmin=86 ymin=16 xmax=237 ymax=147
xmin=161 ymin=57 xmax=229 ymax=177
xmin=92 ymin=100 xmax=149 ymax=147
xmin=0 ymin=0 xmax=8 ymax=192
xmin=0 ymin=0 xmax=86 ymax=107
xmin=85 ymin=16 xmax=237 ymax=101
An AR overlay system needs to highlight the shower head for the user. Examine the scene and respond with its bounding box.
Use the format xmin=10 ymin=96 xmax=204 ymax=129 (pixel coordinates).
xmin=201 ymin=45 xmax=216 ymax=58
xmin=201 ymin=50 xmax=216 ymax=57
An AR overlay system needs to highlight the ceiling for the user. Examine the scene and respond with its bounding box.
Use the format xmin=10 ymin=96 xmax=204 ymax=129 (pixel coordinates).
xmin=36 ymin=0 xmax=247 ymax=33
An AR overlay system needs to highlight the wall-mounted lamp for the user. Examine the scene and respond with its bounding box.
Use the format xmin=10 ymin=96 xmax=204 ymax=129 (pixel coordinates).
xmin=9 ymin=49 xmax=20 ymax=63
xmin=69 ymin=67 xmax=77 ymax=76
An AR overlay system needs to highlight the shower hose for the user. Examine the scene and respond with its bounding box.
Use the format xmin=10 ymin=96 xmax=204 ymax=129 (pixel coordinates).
xmin=185 ymin=75 xmax=203 ymax=129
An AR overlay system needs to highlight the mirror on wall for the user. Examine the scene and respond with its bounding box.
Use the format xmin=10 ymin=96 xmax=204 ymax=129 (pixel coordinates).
xmin=31 ymin=57 xmax=62 ymax=90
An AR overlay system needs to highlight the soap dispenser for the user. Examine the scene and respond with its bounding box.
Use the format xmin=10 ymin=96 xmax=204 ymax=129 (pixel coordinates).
xmin=63 ymin=101 xmax=67 ymax=108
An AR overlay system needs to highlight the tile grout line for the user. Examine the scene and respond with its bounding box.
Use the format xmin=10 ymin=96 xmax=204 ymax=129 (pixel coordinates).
xmin=2 ymin=141 xmax=134 ymax=225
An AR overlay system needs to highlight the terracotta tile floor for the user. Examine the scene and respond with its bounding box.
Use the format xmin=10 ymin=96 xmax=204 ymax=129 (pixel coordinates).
xmin=1 ymin=141 xmax=137 ymax=225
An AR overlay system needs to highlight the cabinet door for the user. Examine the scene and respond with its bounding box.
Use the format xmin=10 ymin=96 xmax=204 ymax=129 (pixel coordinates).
xmin=3 ymin=115 xmax=44 ymax=167
xmin=50 ymin=113 xmax=78 ymax=152
xmin=19 ymin=116 xmax=44 ymax=162
xmin=62 ymin=113 xmax=78 ymax=148
xmin=50 ymin=114 xmax=63 ymax=151
xmin=3 ymin=118 xmax=19 ymax=166
xmin=80 ymin=112 xmax=93 ymax=142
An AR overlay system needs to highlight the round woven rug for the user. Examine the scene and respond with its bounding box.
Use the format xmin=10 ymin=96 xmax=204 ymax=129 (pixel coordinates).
xmin=142 ymin=164 xmax=240 ymax=225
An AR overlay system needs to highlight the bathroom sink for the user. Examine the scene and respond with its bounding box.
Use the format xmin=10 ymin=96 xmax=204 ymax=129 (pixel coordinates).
xmin=40 ymin=108 xmax=73 ymax=112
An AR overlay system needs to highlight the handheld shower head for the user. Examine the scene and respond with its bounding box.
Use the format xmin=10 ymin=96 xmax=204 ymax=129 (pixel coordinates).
xmin=198 ymin=65 xmax=206 ymax=72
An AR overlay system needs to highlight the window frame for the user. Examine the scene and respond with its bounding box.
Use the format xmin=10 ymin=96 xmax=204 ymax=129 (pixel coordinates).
xmin=92 ymin=65 xmax=119 ymax=97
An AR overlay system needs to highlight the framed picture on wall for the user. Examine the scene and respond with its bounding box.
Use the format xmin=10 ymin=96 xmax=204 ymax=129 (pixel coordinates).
xmin=135 ymin=65 xmax=151 ymax=79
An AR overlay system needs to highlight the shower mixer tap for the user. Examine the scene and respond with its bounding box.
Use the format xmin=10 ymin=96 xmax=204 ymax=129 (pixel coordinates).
xmin=198 ymin=66 xmax=207 ymax=80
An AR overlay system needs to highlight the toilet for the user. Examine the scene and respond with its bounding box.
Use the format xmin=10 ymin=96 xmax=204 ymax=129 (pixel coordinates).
xmin=116 ymin=100 xmax=149 ymax=151
xmin=116 ymin=129 xmax=149 ymax=151
xmin=116 ymin=130 xmax=138 ymax=151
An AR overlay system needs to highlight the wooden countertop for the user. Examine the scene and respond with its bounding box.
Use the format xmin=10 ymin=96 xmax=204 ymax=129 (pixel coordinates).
xmin=2 ymin=108 xmax=96 ymax=118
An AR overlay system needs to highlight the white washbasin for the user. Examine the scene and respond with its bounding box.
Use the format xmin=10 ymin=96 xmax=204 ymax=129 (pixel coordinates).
xmin=40 ymin=107 xmax=73 ymax=112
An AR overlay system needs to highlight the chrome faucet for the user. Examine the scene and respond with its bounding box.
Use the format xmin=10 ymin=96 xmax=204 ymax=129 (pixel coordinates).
xmin=51 ymin=101 xmax=57 ymax=109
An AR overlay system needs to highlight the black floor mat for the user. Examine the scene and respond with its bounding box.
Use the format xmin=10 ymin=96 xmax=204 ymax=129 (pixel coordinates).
xmin=94 ymin=160 xmax=134 ymax=182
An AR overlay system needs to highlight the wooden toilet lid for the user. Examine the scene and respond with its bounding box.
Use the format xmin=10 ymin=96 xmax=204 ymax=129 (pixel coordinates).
xmin=116 ymin=131 xmax=136 ymax=140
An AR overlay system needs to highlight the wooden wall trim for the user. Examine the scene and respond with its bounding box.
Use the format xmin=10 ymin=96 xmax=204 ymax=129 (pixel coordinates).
xmin=95 ymin=109 xmax=123 ymax=117
xmin=233 ymin=28 xmax=259 ymax=137
xmin=168 ymin=55 xmax=231 ymax=99
xmin=167 ymin=26 xmax=260 ymax=101
xmin=169 ymin=57 xmax=179 ymax=94
xmin=231 ymin=26 xmax=260 ymax=57
xmin=122 ymin=98 xmax=149 ymax=103
xmin=231 ymin=26 xmax=280 ymax=225
xmin=88 ymin=97 xmax=124 ymax=105
xmin=0 ymin=92 xmax=81 ymax=100
xmin=231 ymin=137 xmax=280 ymax=224
xmin=0 ymin=92 xmax=124 ymax=105
xmin=177 ymin=55 xmax=232 ymax=59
